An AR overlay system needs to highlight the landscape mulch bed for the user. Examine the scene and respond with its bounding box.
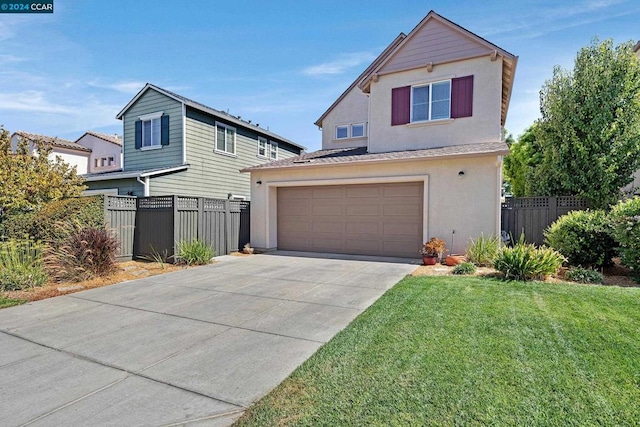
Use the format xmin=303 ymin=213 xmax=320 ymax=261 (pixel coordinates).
xmin=2 ymin=260 xmax=185 ymax=303
xmin=411 ymin=258 xmax=638 ymax=287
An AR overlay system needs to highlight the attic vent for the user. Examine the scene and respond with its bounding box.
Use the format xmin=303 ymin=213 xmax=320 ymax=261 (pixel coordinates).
xmin=293 ymin=159 xmax=311 ymax=164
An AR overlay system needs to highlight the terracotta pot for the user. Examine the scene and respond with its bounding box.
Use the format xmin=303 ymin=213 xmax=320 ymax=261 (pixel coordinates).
xmin=445 ymin=254 xmax=466 ymax=266
xmin=422 ymin=255 xmax=439 ymax=265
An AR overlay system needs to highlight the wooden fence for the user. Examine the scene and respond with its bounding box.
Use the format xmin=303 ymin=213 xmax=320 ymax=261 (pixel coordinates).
xmin=104 ymin=195 xmax=250 ymax=261
xmin=501 ymin=196 xmax=589 ymax=246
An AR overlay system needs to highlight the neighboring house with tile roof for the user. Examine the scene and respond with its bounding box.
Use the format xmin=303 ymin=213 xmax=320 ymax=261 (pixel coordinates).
xmin=242 ymin=10 xmax=517 ymax=257
xmin=11 ymin=131 xmax=92 ymax=175
xmin=83 ymin=83 xmax=304 ymax=198
xmin=74 ymin=130 xmax=123 ymax=174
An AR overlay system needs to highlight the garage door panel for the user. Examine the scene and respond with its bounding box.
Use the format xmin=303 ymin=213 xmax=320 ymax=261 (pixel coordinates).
xmin=346 ymin=204 xmax=380 ymax=216
xmin=312 ymin=205 xmax=344 ymax=216
xmin=383 ymin=184 xmax=423 ymax=197
xmin=278 ymin=182 xmax=423 ymax=258
xmin=313 ymin=187 xmax=345 ymax=198
xmin=346 ymin=185 xmax=380 ymax=198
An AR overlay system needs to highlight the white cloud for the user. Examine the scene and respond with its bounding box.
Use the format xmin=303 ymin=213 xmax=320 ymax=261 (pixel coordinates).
xmin=108 ymin=81 xmax=146 ymax=94
xmin=302 ymin=52 xmax=376 ymax=76
xmin=0 ymin=90 xmax=75 ymax=114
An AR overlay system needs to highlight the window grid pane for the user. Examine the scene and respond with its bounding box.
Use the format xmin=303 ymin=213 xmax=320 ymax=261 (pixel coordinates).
xmin=216 ymin=127 xmax=225 ymax=151
xmin=351 ymin=124 xmax=364 ymax=138
xmin=431 ymin=81 xmax=450 ymax=120
xmin=336 ymin=126 xmax=348 ymax=139
xmin=227 ymin=128 xmax=235 ymax=153
xmin=412 ymin=86 xmax=429 ymax=122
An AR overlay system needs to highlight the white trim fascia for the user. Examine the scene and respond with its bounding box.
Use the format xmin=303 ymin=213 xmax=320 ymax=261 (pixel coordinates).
xmin=264 ymin=174 xmax=430 ymax=247
xmin=182 ymin=102 xmax=187 ymax=164
xmin=83 ymin=165 xmax=189 ymax=181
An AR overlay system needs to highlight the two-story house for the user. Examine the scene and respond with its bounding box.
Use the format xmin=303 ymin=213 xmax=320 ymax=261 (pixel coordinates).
xmin=75 ymin=130 xmax=123 ymax=174
xmin=11 ymin=131 xmax=92 ymax=174
xmin=84 ymin=83 xmax=305 ymax=198
xmin=243 ymin=11 xmax=518 ymax=257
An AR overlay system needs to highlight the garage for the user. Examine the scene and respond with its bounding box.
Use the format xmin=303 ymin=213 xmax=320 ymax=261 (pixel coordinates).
xmin=277 ymin=182 xmax=423 ymax=258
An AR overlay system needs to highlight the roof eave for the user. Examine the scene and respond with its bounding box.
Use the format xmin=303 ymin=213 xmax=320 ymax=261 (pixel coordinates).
xmin=82 ymin=165 xmax=189 ymax=181
xmin=241 ymin=147 xmax=509 ymax=173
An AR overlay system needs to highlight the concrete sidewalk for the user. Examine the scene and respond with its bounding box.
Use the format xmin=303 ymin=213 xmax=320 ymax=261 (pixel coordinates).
xmin=0 ymin=251 xmax=417 ymax=426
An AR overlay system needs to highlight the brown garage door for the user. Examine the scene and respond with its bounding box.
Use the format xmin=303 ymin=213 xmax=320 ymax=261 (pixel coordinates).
xmin=277 ymin=182 xmax=423 ymax=258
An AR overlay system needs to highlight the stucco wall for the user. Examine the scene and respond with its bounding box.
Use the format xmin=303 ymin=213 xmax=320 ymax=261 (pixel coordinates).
xmin=77 ymin=134 xmax=122 ymax=173
xmin=48 ymin=149 xmax=90 ymax=175
xmin=248 ymin=154 xmax=502 ymax=255
xmin=320 ymin=87 xmax=370 ymax=150
xmin=368 ymin=56 xmax=503 ymax=153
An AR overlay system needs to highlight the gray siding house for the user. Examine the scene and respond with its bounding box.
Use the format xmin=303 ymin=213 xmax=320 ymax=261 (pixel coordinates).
xmin=84 ymin=83 xmax=304 ymax=199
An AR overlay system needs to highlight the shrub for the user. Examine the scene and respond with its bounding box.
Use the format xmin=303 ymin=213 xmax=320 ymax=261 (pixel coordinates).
xmin=565 ymin=267 xmax=604 ymax=284
xmin=176 ymin=240 xmax=215 ymax=266
xmin=452 ymin=262 xmax=477 ymax=275
xmin=544 ymin=210 xmax=616 ymax=268
xmin=493 ymin=237 xmax=565 ymax=281
xmin=465 ymin=234 xmax=500 ymax=267
xmin=0 ymin=238 xmax=48 ymax=291
xmin=46 ymin=226 xmax=119 ymax=282
xmin=0 ymin=196 xmax=103 ymax=245
xmin=609 ymin=197 xmax=640 ymax=276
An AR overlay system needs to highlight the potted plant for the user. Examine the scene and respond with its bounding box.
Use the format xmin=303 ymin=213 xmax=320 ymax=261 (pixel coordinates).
xmin=420 ymin=237 xmax=446 ymax=265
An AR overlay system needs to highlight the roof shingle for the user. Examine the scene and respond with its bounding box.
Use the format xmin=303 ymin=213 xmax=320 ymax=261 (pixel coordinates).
xmin=12 ymin=131 xmax=92 ymax=153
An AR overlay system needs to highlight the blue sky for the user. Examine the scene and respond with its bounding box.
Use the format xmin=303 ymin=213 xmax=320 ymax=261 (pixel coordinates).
xmin=0 ymin=0 xmax=638 ymax=151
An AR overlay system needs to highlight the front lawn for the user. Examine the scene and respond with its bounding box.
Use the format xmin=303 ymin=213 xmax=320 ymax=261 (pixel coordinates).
xmin=236 ymin=276 xmax=640 ymax=426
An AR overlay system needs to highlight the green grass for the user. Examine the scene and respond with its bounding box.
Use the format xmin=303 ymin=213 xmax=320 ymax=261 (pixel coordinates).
xmin=235 ymin=276 xmax=640 ymax=426
xmin=0 ymin=295 xmax=25 ymax=309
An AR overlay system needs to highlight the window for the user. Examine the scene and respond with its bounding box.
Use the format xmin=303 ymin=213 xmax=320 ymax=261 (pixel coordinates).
xmin=257 ymin=137 xmax=267 ymax=157
xmin=411 ymin=80 xmax=450 ymax=122
xmin=257 ymin=137 xmax=278 ymax=160
xmin=135 ymin=112 xmax=169 ymax=149
xmin=351 ymin=123 xmax=365 ymax=138
xmin=108 ymin=157 xmax=115 ymax=166
xmin=94 ymin=159 xmax=99 ymax=168
xmin=335 ymin=123 xmax=367 ymax=140
xmin=215 ymin=122 xmax=236 ymax=155
xmin=391 ymin=76 xmax=473 ymax=126
xmin=336 ymin=126 xmax=348 ymax=139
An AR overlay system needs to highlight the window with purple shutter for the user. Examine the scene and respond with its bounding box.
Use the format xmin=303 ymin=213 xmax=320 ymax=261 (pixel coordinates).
xmin=391 ymin=86 xmax=411 ymax=125
xmin=451 ymin=75 xmax=474 ymax=118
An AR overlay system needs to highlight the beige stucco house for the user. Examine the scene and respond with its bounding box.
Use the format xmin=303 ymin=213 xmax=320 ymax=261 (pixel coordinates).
xmin=11 ymin=131 xmax=92 ymax=175
xmin=75 ymin=130 xmax=123 ymax=174
xmin=243 ymin=11 xmax=518 ymax=258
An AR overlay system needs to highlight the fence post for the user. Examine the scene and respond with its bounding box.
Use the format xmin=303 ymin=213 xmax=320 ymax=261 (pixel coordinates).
xmin=103 ymin=194 xmax=109 ymax=228
xmin=225 ymin=199 xmax=232 ymax=255
xmin=173 ymin=195 xmax=180 ymax=258
xmin=549 ymin=197 xmax=557 ymax=222
xmin=197 ymin=197 xmax=204 ymax=241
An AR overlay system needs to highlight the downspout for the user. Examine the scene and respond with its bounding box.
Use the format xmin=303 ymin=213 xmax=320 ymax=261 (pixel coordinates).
xmin=366 ymin=93 xmax=371 ymax=153
xmin=137 ymin=176 xmax=150 ymax=197
xmin=182 ymin=103 xmax=187 ymax=165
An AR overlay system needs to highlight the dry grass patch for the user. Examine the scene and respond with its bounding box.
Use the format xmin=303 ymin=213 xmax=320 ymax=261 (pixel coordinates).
xmin=2 ymin=260 xmax=184 ymax=302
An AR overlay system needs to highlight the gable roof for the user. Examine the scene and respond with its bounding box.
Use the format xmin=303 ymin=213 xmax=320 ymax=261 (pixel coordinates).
xmin=116 ymin=83 xmax=306 ymax=150
xmin=314 ymin=33 xmax=407 ymax=127
xmin=75 ymin=130 xmax=122 ymax=147
xmin=12 ymin=131 xmax=92 ymax=153
xmin=241 ymin=141 xmax=508 ymax=172
xmin=356 ymin=10 xmax=517 ymax=126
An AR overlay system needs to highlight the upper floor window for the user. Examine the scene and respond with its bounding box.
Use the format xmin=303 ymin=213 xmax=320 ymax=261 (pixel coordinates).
xmin=215 ymin=122 xmax=236 ymax=155
xmin=392 ymin=75 xmax=474 ymax=126
xmin=336 ymin=123 xmax=367 ymax=140
xmin=411 ymin=80 xmax=451 ymax=122
xmin=135 ymin=112 xmax=170 ymax=150
xmin=257 ymin=137 xmax=278 ymax=160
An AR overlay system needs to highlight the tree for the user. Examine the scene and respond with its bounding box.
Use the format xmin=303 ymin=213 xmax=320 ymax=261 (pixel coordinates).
xmin=533 ymin=38 xmax=640 ymax=209
xmin=503 ymin=125 xmax=541 ymax=197
xmin=0 ymin=126 xmax=86 ymax=215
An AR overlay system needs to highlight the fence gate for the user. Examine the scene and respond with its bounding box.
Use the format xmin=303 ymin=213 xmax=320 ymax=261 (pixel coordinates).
xmin=501 ymin=196 xmax=589 ymax=246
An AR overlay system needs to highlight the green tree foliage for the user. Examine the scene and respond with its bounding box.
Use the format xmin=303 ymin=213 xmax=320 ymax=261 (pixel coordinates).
xmin=503 ymin=125 xmax=541 ymax=197
xmin=0 ymin=126 xmax=86 ymax=215
xmin=533 ymin=39 xmax=640 ymax=208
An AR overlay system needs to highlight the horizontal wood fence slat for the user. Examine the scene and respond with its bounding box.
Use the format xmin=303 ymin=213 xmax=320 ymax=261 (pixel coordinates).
xmin=104 ymin=195 xmax=250 ymax=261
xmin=501 ymin=196 xmax=589 ymax=246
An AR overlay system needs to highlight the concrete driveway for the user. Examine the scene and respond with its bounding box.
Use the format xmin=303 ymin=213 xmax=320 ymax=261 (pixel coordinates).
xmin=0 ymin=251 xmax=417 ymax=426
